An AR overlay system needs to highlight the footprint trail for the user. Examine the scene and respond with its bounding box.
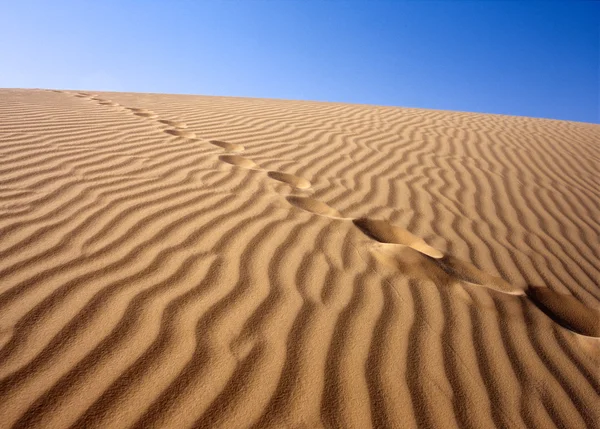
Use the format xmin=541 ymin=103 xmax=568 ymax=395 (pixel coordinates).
xmin=61 ymin=88 xmax=598 ymax=339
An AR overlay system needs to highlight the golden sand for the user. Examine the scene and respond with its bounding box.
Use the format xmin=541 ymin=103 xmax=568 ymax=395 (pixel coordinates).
xmin=0 ymin=88 xmax=598 ymax=428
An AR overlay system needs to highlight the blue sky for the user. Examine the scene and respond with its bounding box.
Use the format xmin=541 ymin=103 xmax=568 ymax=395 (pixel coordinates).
xmin=1 ymin=1 xmax=598 ymax=123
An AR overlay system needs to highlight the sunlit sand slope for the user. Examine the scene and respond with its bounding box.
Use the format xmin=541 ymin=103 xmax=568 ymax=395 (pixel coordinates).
xmin=0 ymin=88 xmax=598 ymax=428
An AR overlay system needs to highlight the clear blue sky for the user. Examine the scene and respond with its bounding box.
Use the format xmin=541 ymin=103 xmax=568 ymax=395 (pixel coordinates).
xmin=1 ymin=1 xmax=598 ymax=123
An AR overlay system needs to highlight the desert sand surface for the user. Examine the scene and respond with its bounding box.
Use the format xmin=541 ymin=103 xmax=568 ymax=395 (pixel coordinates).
xmin=0 ymin=88 xmax=598 ymax=428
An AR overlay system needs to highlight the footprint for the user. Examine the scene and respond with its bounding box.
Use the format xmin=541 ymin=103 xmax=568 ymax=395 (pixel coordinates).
xmin=209 ymin=140 xmax=244 ymax=153
xmin=134 ymin=112 xmax=158 ymax=118
xmin=158 ymin=120 xmax=188 ymax=128
xmin=268 ymin=171 xmax=311 ymax=189
xmin=360 ymin=219 xmax=596 ymax=336
xmin=353 ymin=218 xmax=443 ymax=259
xmin=526 ymin=286 xmax=600 ymax=337
xmin=219 ymin=155 xmax=257 ymax=169
xmin=125 ymin=107 xmax=158 ymax=118
xmin=368 ymin=243 xmax=454 ymax=286
xmin=286 ymin=196 xmax=341 ymax=217
xmin=432 ymin=255 xmax=525 ymax=295
xmin=98 ymin=100 xmax=119 ymax=106
xmin=164 ymin=129 xmax=197 ymax=139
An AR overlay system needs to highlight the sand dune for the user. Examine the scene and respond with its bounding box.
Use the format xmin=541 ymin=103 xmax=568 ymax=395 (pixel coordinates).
xmin=0 ymin=88 xmax=598 ymax=428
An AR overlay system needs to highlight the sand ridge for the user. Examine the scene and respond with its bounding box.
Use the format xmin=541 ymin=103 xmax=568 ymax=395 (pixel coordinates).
xmin=0 ymin=88 xmax=598 ymax=428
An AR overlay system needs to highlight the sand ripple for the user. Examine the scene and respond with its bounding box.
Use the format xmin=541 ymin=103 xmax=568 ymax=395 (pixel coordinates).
xmin=0 ymin=88 xmax=597 ymax=429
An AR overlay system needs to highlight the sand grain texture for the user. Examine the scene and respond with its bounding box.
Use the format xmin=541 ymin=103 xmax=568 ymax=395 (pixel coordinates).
xmin=0 ymin=88 xmax=598 ymax=429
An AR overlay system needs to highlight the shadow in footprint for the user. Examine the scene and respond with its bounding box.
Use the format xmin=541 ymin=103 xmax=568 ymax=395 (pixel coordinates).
xmin=134 ymin=112 xmax=158 ymax=118
xmin=353 ymin=218 xmax=443 ymax=259
xmin=526 ymin=286 xmax=600 ymax=337
xmin=286 ymin=196 xmax=341 ymax=217
xmin=127 ymin=107 xmax=155 ymax=114
xmin=159 ymin=120 xmax=187 ymax=128
xmin=219 ymin=155 xmax=257 ymax=169
xmin=268 ymin=171 xmax=311 ymax=189
xmin=210 ymin=140 xmax=244 ymax=153
xmin=164 ymin=129 xmax=197 ymax=139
